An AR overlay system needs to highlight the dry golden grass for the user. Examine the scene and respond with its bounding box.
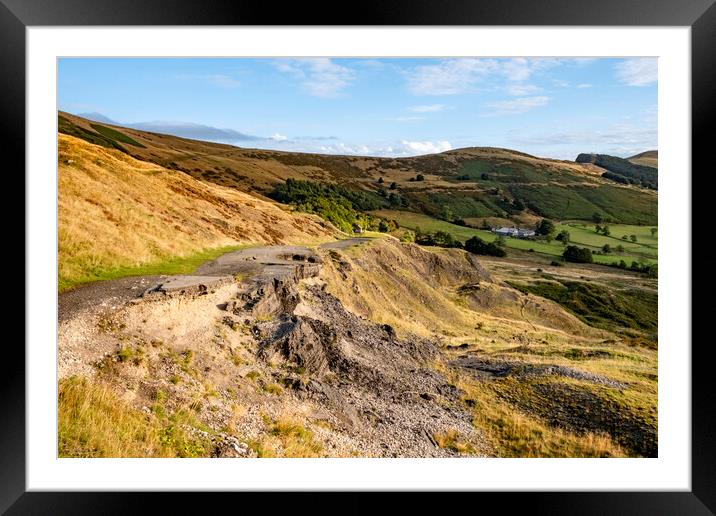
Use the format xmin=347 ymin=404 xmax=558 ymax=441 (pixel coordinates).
xmin=320 ymin=239 xmax=593 ymax=342
xmin=58 ymin=376 xmax=209 ymax=458
xmin=433 ymin=428 xmax=475 ymax=454
xmin=249 ymin=415 xmax=323 ymax=457
xmin=58 ymin=134 xmax=336 ymax=290
xmin=432 ymin=361 xmax=627 ymax=458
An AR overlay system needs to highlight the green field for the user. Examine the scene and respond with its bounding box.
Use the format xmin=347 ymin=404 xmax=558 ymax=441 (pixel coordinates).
xmin=372 ymin=210 xmax=657 ymax=265
xmin=556 ymin=222 xmax=657 ymax=258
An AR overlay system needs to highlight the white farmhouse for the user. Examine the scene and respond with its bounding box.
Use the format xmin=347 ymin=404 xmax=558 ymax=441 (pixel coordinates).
xmin=492 ymin=227 xmax=535 ymax=239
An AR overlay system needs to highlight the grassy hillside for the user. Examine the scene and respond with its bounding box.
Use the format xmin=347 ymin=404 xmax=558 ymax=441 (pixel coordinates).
xmin=59 ymin=112 xmax=657 ymax=225
xmin=58 ymin=134 xmax=336 ymax=290
xmin=628 ymin=150 xmax=658 ymax=168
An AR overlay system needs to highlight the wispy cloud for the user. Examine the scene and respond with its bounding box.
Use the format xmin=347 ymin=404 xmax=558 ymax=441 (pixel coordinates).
xmin=484 ymin=96 xmax=550 ymax=116
xmin=273 ymin=58 xmax=354 ymax=97
xmin=406 ymin=58 xmax=563 ymax=96
xmin=576 ymin=83 xmax=593 ymax=89
xmin=511 ymin=123 xmax=657 ymax=157
xmin=406 ymin=59 xmax=498 ymax=95
xmin=408 ymin=104 xmax=450 ymax=113
xmin=506 ymin=84 xmax=541 ymax=96
xmin=615 ymin=58 xmax=657 ymax=86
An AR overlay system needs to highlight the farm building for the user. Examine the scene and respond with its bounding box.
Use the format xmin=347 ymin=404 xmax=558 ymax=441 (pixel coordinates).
xmin=492 ymin=227 xmax=536 ymax=239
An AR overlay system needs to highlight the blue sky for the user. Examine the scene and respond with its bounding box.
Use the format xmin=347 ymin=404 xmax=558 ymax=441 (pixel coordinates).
xmin=58 ymin=57 xmax=657 ymax=159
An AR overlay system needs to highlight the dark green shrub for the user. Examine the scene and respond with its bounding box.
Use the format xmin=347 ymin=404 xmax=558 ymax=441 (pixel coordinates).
xmin=563 ymin=245 xmax=593 ymax=263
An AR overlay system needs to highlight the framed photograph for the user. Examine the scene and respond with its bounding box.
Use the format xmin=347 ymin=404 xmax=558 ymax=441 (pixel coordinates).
xmin=5 ymin=0 xmax=714 ymax=512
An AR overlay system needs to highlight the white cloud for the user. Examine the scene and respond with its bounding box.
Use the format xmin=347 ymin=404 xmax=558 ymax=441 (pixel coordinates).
xmin=400 ymin=140 xmax=452 ymax=154
xmin=405 ymin=58 xmax=564 ymax=96
xmin=273 ymin=58 xmax=354 ymax=97
xmin=506 ymin=84 xmax=542 ymax=96
xmin=615 ymin=58 xmax=658 ymax=86
xmin=406 ymin=59 xmax=497 ymax=95
xmin=552 ymin=79 xmax=570 ymax=88
xmin=577 ymin=83 xmax=593 ymax=89
xmin=408 ymin=104 xmax=449 ymax=112
xmin=262 ymin=139 xmax=453 ymax=157
xmin=270 ymin=133 xmax=287 ymax=141
xmin=484 ymin=96 xmax=550 ymax=115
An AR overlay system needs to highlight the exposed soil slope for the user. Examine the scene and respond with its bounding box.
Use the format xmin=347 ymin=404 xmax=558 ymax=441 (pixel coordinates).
xmin=59 ymin=240 xmax=492 ymax=457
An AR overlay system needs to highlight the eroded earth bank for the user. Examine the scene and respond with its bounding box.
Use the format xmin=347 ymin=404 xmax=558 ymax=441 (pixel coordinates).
xmin=59 ymin=238 xmax=657 ymax=458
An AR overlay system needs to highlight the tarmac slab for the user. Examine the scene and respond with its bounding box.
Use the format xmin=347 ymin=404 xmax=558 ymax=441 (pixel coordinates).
xmin=142 ymin=275 xmax=234 ymax=298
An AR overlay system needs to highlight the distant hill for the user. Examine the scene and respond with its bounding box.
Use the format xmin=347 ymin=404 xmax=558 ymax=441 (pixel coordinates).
xmin=77 ymin=112 xmax=119 ymax=125
xmin=628 ymin=150 xmax=658 ymax=168
xmin=575 ymin=153 xmax=657 ymax=190
xmin=58 ymin=111 xmax=657 ymax=225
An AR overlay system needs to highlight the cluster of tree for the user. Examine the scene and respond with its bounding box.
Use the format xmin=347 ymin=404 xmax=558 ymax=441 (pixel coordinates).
xmin=376 ymin=187 xmax=409 ymax=208
xmin=408 ymin=174 xmax=426 ymax=182
xmin=601 ymin=171 xmax=656 ymax=189
xmin=455 ymin=172 xmax=490 ymax=181
xmin=415 ymin=230 xmax=463 ymax=248
xmin=620 ymin=234 xmax=638 ymax=243
xmin=595 ymin=224 xmax=611 ymax=236
xmin=594 ymin=244 xmax=625 ymax=254
xmin=563 ymin=245 xmax=593 ymax=263
xmin=608 ymin=260 xmax=658 ymax=278
xmin=535 ymin=219 xmax=555 ymax=236
xmin=464 ymin=236 xmax=506 ymax=257
xmin=511 ymin=198 xmax=526 ymax=212
xmin=272 ymin=179 xmax=385 ymax=211
xmin=591 ymin=212 xmax=619 ymax=225
xmin=555 ymin=230 xmax=570 ymax=245
xmin=576 ymin=153 xmax=657 ymax=189
xmin=399 ymin=229 xmax=416 ymax=243
xmin=270 ymin=179 xmax=394 ymax=234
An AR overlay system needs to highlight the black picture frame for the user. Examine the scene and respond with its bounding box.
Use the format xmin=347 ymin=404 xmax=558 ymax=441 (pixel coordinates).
xmin=3 ymin=0 xmax=714 ymax=513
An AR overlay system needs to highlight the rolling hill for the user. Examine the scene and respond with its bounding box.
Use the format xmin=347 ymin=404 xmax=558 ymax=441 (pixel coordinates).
xmin=628 ymin=150 xmax=658 ymax=168
xmin=59 ymin=111 xmax=657 ymax=225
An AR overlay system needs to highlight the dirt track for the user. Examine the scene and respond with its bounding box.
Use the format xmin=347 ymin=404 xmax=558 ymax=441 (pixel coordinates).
xmin=58 ymin=239 xmax=374 ymax=322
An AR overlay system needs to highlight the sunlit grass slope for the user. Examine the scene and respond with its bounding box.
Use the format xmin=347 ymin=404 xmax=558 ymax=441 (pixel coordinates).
xmin=58 ymin=134 xmax=336 ymax=290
